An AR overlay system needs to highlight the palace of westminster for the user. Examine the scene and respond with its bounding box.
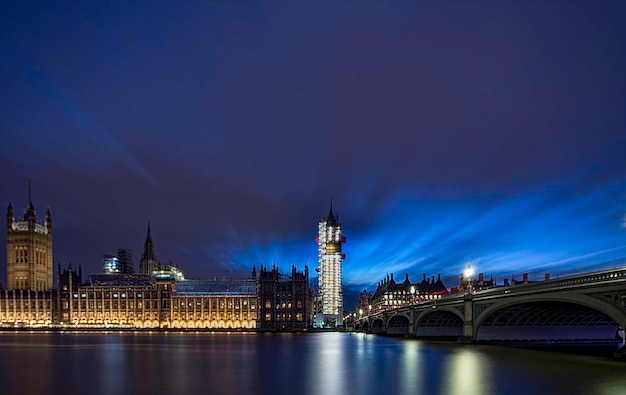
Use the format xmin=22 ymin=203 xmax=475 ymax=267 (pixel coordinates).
xmin=0 ymin=193 xmax=315 ymax=331
xmin=0 ymin=192 xmax=447 ymax=331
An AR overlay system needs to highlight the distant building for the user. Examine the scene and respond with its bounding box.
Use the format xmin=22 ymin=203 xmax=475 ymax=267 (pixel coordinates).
xmin=356 ymin=289 xmax=373 ymax=317
xmin=102 ymin=249 xmax=134 ymax=274
xmin=153 ymin=263 xmax=186 ymax=282
xmin=117 ymin=248 xmax=134 ymax=274
xmin=5 ymin=186 xmax=53 ymax=291
xmin=258 ymin=264 xmax=314 ymax=331
xmin=140 ymin=222 xmax=159 ymax=275
xmin=370 ymin=273 xmax=448 ymax=312
xmin=316 ymin=201 xmax=345 ymax=328
xmin=102 ymin=255 xmax=120 ymax=273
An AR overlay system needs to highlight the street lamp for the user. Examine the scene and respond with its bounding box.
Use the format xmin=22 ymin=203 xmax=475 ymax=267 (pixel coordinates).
xmin=464 ymin=266 xmax=474 ymax=292
xmin=410 ymin=286 xmax=415 ymax=304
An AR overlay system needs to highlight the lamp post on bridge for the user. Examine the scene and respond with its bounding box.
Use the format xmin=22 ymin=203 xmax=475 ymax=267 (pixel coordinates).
xmin=460 ymin=265 xmax=476 ymax=343
xmin=464 ymin=266 xmax=474 ymax=294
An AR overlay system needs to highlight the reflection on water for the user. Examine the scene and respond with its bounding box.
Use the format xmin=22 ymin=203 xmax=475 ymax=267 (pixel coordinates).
xmin=444 ymin=349 xmax=491 ymax=395
xmin=310 ymin=332 xmax=346 ymax=395
xmin=0 ymin=332 xmax=624 ymax=395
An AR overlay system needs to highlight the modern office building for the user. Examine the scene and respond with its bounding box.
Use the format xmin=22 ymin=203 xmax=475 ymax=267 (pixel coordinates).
xmin=102 ymin=249 xmax=134 ymax=274
xmin=316 ymin=202 xmax=345 ymax=327
xmin=117 ymin=248 xmax=134 ymax=274
xmin=102 ymin=255 xmax=121 ymax=273
xmin=5 ymin=190 xmax=53 ymax=291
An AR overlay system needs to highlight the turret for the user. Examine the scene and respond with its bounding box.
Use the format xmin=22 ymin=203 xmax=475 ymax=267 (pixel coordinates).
xmin=46 ymin=207 xmax=52 ymax=234
xmin=6 ymin=201 xmax=13 ymax=230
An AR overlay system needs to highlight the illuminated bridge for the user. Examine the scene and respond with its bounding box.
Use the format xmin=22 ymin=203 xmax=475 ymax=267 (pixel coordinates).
xmin=355 ymin=266 xmax=626 ymax=342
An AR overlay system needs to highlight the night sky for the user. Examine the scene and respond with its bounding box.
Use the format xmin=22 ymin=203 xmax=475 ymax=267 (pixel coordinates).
xmin=1 ymin=2 xmax=625 ymax=309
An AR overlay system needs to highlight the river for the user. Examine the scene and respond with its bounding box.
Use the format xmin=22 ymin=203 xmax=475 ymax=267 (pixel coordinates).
xmin=0 ymin=332 xmax=623 ymax=395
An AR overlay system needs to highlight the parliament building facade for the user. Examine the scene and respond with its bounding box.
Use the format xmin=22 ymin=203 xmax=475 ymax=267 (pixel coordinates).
xmin=1 ymin=198 xmax=313 ymax=331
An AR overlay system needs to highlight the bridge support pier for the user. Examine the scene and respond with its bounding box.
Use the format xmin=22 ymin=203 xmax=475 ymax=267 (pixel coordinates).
xmin=459 ymin=292 xmax=475 ymax=343
xmin=407 ymin=308 xmax=416 ymax=337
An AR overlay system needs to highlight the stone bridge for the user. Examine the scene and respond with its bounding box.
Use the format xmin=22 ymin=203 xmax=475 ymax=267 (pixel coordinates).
xmin=355 ymin=266 xmax=626 ymax=342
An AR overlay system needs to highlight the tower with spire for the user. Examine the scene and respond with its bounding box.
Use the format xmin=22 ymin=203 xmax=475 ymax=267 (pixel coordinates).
xmin=316 ymin=199 xmax=346 ymax=327
xmin=5 ymin=179 xmax=53 ymax=291
xmin=140 ymin=222 xmax=159 ymax=275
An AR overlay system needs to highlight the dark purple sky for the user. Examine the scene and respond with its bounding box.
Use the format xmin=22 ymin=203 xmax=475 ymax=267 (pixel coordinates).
xmin=1 ymin=2 xmax=625 ymax=308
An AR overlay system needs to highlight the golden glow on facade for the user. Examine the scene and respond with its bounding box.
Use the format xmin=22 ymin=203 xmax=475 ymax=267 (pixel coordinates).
xmin=6 ymin=201 xmax=53 ymax=291
xmin=0 ymin=291 xmax=53 ymax=328
xmin=0 ymin=284 xmax=259 ymax=330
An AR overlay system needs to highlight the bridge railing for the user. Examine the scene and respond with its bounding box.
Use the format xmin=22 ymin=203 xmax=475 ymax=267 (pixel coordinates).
xmin=356 ymin=266 xmax=626 ymax=321
xmin=473 ymin=266 xmax=626 ymax=298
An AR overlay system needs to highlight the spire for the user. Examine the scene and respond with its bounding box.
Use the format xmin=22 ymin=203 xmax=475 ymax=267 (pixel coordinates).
xmin=24 ymin=178 xmax=36 ymax=221
xmin=326 ymin=198 xmax=338 ymax=226
xmin=142 ymin=221 xmax=156 ymax=260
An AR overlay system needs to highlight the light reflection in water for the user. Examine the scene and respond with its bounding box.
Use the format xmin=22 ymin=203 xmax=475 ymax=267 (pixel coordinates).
xmin=0 ymin=333 xmax=624 ymax=395
xmin=443 ymin=349 xmax=494 ymax=395
xmin=310 ymin=332 xmax=346 ymax=395
xmin=399 ymin=340 xmax=422 ymax=395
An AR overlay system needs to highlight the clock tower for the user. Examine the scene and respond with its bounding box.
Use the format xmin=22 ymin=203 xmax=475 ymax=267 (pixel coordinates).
xmin=6 ymin=182 xmax=53 ymax=291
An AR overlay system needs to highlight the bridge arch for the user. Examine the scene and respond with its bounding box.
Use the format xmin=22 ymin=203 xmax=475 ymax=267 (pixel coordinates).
xmin=371 ymin=318 xmax=384 ymax=334
xmin=362 ymin=320 xmax=370 ymax=333
xmin=386 ymin=314 xmax=410 ymax=336
xmin=475 ymin=294 xmax=624 ymax=341
xmin=415 ymin=307 xmax=464 ymax=338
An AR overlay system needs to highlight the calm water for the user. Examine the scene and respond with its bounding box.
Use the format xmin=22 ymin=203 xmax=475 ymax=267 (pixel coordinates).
xmin=0 ymin=332 xmax=624 ymax=395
